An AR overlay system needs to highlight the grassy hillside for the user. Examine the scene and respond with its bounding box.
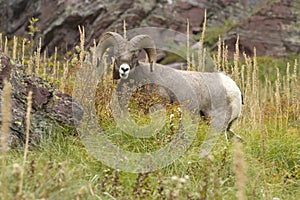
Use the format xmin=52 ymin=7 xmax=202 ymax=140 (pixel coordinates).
xmin=0 ymin=26 xmax=299 ymax=200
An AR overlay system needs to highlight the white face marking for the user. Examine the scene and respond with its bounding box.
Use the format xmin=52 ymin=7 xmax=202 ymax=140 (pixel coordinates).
xmin=119 ymin=63 xmax=130 ymax=79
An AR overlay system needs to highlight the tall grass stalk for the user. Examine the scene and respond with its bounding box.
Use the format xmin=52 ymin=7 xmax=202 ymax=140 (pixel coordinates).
xmin=221 ymin=41 xmax=225 ymax=72
xmin=217 ymin=36 xmax=221 ymax=71
xmin=252 ymin=48 xmax=259 ymax=125
xmin=186 ymin=19 xmax=190 ymax=71
xmin=60 ymin=62 xmax=69 ymax=93
xmin=233 ymin=35 xmax=240 ymax=87
xmin=78 ymin=26 xmax=85 ymax=68
xmin=19 ymin=91 xmax=33 ymax=195
xmin=292 ymin=59 xmax=298 ymax=117
xmin=223 ymin=42 xmax=229 ymax=74
xmin=259 ymin=110 xmax=267 ymax=200
xmin=28 ymin=55 xmax=33 ymax=74
xmin=92 ymin=39 xmax=97 ymax=67
xmin=1 ymin=80 xmax=12 ymax=200
xmin=198 ymin=9 xmax=206 ymax=72
xmin=242 ymin=53 xmax=252 ymax=127
xmin=233 ymin=140 xmax=247 ymax=200
xmin=21 ymin=38 xmax=26 ymax=66
xmin=202 ymin=47 xmax=206 ymax=71
xmin=4 ymin=36 xmax=8 ymax=55
xmin=240 ymin=64 xmax=245 ymax=101
xmin=262 ymin=74 xmax=269 ymax=109
xmin=123 ymin=19 xmax=127 ymax=41
xmin=285 ymin=62 xmax=290 ymax=127
xmin=52 ymin=47 xmax=57 ymax=82
xmin=0 ymin=33 xmax=2 ymax=51
xmin=191 ymin=52 xmax=195 ymax=71
xmin=275 ymin=67 xmax=282 ymax=129
xmin=13 ymin=36 xmax=18 ymax=60
xmin=42 ymin=49 xmax=47 ymax=79
xmin=35 ymin=38 xmax=42 ymax=76
xmin=57 ymin=61 xmax=60 ymax=80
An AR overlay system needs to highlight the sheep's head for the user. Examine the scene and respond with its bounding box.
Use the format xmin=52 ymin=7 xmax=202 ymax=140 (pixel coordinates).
xmin=97 ymin=32 xmax=156 ymax=80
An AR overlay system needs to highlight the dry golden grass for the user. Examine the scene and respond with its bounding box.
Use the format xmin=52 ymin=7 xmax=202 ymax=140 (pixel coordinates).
xmin=186 ymin=19 xmax=191 ymax=71
xmin=198 ymin=9 xmax=207 ymax=72
xmin=233 ymin=140 xmax=247 ymax=200
xmin=1 ymin=22 xmax=299 ymax=129
xmin=19 ymin=91 xmax=33 ymax=195
xmin=1 ymin=79 xmax=12 ymax=200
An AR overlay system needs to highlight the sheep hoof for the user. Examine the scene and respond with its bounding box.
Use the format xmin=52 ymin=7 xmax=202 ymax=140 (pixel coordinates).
xmin=226 ymin=129 xmax=243 ymax=142
xmin=233 ymin=133 xmax=243 ymax=142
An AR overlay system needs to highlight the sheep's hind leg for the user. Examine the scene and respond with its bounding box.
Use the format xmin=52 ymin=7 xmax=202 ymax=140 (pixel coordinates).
xmin=226 ymin=129 xmax=243 ymax=141
xmin=225 ymin=119 xmax=243 ymax=141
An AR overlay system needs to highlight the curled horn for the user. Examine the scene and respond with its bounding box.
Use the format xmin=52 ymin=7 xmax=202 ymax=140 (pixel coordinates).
xmin=130 ymin=35 xmax=156 ymax=72
xmin=97 ymin=32 xmax=125 ymax=65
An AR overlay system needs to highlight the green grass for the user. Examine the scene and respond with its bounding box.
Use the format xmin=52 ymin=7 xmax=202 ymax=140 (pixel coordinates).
xmin=256 ymin=54 xmax=300 ymax=83
xmin=1 ymin=32 xmax=299 ymax=199
xmin=1 ymin=118 xmax=299 ymax=199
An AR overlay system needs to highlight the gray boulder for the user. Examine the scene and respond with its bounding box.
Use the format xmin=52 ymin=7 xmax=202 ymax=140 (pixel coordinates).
xmin=0 ymin=51 xmax=83 ymax=149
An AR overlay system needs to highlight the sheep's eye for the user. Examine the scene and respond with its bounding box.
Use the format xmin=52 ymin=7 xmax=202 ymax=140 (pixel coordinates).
xmin=131 ymin=52 xmax=139 ymax=64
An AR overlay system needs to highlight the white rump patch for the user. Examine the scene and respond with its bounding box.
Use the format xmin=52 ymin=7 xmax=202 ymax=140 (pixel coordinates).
xmin=219 ymin=73 xmax=242 ymax=121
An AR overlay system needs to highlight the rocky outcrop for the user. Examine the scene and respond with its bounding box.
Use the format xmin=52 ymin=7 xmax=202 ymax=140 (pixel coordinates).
xmin=0 ymin=51 xmax=83 ymax=149
xmin=221 ymin=0 xmax=300 ymax=56
xmin=0 ymin=0 xmax=299 ymax=57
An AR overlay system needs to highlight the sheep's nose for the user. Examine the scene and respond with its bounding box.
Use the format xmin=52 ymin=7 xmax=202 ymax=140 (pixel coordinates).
xmin=119 ymin=63 xmax=130 ymax=73
xmin=119 ymin=63 xmax=130 ymax=79
xmin=121 ymin=66 xmax=129 ymax=72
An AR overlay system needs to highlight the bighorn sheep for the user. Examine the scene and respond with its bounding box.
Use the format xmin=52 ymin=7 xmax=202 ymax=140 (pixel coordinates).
xmin=97 ymin=32 xmax=242 ymax=140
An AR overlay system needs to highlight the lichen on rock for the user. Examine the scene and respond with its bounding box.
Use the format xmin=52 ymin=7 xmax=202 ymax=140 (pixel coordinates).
xmin=0 ymin=51 xmax=83 ymax=149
